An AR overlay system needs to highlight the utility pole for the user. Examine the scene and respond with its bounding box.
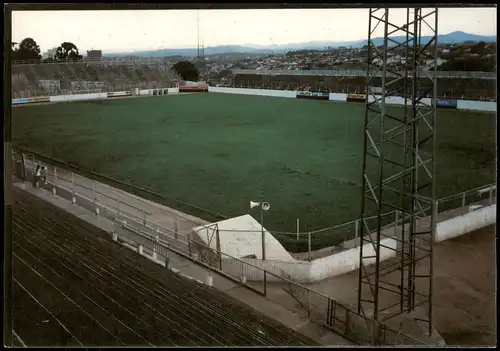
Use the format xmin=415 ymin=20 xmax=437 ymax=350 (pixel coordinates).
xmin=197 ymin=10 xmax=200 ymax=60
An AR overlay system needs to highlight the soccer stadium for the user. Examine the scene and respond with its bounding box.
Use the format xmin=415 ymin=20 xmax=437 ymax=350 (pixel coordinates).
xmin=9 ymin=9 xmax=497 ymax=347
xmin=12 ymin=60 xmax=496 ymax=252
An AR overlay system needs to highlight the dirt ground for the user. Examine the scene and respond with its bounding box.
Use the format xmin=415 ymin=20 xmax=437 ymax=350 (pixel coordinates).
xmin=431 ymin=225 xmax=496 ymax=346
xmin=309 ymin=225 xmax=496 ymax=346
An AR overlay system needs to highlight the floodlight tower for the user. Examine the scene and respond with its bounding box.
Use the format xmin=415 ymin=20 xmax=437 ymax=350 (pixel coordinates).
xmin=197 ymin=10 xmax=201 ymax=60
xmin=357 ymin=8 xmax=438 ymax=342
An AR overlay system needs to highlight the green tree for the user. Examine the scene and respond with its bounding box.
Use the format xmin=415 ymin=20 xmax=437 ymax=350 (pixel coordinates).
xmin=12 ymin=38 xmax=42 ymax=62
xmin=172 ymin=61 xmax=200 ymax=81
xmin=54 ymin=42 xmax=83 ymax=61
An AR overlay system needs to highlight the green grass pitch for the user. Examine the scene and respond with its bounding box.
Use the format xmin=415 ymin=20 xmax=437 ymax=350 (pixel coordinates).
xmin=12 ymin=93 xmax=496 ymax=252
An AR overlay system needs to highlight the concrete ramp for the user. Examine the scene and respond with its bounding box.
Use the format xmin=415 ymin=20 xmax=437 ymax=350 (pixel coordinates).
xmin=192 ymin=214 xmax=295 ymax=262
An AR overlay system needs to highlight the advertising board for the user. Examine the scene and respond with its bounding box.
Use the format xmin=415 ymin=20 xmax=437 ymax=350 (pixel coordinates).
xmin=28 ymin=96 xmax=50 ymax=103
xmin=107 ymin=91 xmax=133 ymax=98
xmin=12 ymin=98 xmax=30 ymax=105
xmin=296 ymin=91 xmax=330 ymax=100
xmin=179 ymin=85 xmax=209 ymax=93
xmin=432 ymin=98 xmax=458 ymax=109
xmin=346 ymin=94 xmax=366 ymax=103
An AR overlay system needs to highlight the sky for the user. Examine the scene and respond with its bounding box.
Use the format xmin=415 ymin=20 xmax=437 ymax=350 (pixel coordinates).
xmin=12 ymin=7 xmax=497 ymax=53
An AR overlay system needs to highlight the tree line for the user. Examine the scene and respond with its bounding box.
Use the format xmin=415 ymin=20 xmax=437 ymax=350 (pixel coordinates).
xmin=11 ymin=37 xmax=83 ymax=63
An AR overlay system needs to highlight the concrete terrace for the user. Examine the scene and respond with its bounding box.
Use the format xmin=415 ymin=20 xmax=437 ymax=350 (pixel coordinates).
xmin=14 ymin=156 xmax=495 ymax=346
xmin=11 ymin=186 xmax=327 ymax=347
xmin=12 ymin=178 xmax=352 ymax=346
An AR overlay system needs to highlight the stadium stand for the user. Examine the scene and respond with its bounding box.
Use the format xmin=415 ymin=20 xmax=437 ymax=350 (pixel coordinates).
xmin=231 ymin=73 xmax=496 ymax=100
xmin=12 ymin=188 xmax=319 ymax=347
xmin=11 ymin=59 xmax=181 ymax=99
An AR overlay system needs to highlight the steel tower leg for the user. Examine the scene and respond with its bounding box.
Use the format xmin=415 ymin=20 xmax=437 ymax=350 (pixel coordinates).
xmin=357 ymin=8 xmax=438 ymax=342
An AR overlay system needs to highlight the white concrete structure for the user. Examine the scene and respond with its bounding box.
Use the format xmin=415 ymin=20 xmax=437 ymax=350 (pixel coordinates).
xmin=19 ymin=153 xmax=496 ymax=284
xmin=192 ymin=214 xmax=295 ymax=262
xmin=12 ymin=87 xmax=496 ymax=113
xmin=436 ymin=204 xmax=496 ymax=243
xmin=218 ymin=237 xmax=397 ymax=283
xmin=209 ymin=87 xmax=297 ymax=99
xmin=50 ymin=92 xmax=108 ymax=102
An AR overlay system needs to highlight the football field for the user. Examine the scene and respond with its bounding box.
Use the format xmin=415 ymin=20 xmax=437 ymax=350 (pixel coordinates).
xmin=12 ymin=93 xmax=496 ymax=251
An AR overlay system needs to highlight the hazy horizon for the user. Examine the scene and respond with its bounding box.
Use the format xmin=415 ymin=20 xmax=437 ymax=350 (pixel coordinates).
xmin=12 ymin=8 xmax=497 ymax=53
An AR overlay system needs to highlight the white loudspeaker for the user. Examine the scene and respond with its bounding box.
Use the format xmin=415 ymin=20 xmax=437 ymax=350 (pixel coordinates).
xmin=250 ymin=201 xmax=271 ymax=211
xmin=250 ymin=201 xmax=260 ymax=209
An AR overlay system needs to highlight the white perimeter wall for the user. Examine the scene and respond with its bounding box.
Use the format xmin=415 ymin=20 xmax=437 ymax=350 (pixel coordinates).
xmin=50 ymin=92 xmax=108 ymax=102
xmin=436 ymin=204 xmax=496 ymax=242
xmin=14 ymin=86 xmax=496 ymax=284
xmin=220 ymin=237 xmax=397 ymax=283
xmin=209 ymin=87 xmax=297 ymax=98
xmin=13 ymin=87 xmax=495 ymax=112
xmin=208 ymin=87 xmax=495 ymax=112
xmin=457 ymin=100 xmax=497 ymax=112
xmin=221 ymin=205 xmax=496 ymax=283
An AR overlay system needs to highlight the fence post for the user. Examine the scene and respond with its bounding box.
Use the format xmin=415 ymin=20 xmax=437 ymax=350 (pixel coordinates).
xmin=461 ymin=192 xmax=466 ymax=208
xmin=71 ymin=173 xmax=76 ymax=204
xmin=20 ymin=153 xmax=27 ymax=181
xmin=152 ymin=230 xmax=159 ymax=260
xmin=394 ymin=210 xmax=399 ymax=237
xmin=307 ymin=289 xmax=311 ymax=317
xmin=51 ymin=166 xmax=57 ymax=195
xmin=308 ymin=232 xmax=312 ymax=262
xmin=296 ymin=218 xmax=300 ymax=241
xmin=188 ymin=234 xmax=192 ymax=255
xmin=240 ymin=260 xmax=247 ymax=284
xmin=112 ymin=221 xmax=118 ymax=242
xmin=216 ymin=227 xmax=222 ymax=270
xmin=354 ymin=220 xmax=359 ymax=248
xmin=489 ymin=186 xmax=493 ymax=205
xmin=92 ymin=181 xmax=96 ymax=203
xmin=142 ymin=208 xmax=146 ymax=226
xmin=116 ymin=190 xmax=120 ymax=217
xmin=174 ymin=217 xmax=178 ymax=240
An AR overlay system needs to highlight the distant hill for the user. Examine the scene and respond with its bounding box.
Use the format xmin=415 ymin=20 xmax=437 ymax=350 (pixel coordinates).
xmin=362 ymin=31 xmax=497 ymax=48
xmin=105 ymin=45 xmax=273 ymax=58
xmin=104 ymin=31 xmax=496 ymax=58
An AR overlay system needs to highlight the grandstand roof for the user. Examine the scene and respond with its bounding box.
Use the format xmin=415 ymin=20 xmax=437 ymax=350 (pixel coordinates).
xmin=11 ymin=188 xmax=318 ymax=347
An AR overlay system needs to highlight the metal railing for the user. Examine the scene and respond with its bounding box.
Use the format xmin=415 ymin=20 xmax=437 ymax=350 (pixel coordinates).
xmin=22 ymin=159 xmax=153 ymax=225
xmin=114 ymin=215 xmax=425 ymax=345
xmin=14 ymin=145 xmax=496 ymax=260
xmin=213 ymin=182 xmax=496 ymax=261
xmin=14 ymin=145 xmax=225 ymax=224
xmin=12 ymin=147 xmax=436 ymax=345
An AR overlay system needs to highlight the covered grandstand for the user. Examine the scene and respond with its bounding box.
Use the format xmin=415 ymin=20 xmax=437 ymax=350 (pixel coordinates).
xmin=227 ymin=69 xmax=496 ymax=100
xmin=11 ymin=58 xmax=182 ymax=99
xmin=11 ymin=187 xmax=319 ymax=347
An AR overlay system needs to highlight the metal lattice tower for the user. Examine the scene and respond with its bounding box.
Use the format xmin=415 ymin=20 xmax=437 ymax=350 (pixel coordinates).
xmin=357 ymin=8 xmax=438 ymax=340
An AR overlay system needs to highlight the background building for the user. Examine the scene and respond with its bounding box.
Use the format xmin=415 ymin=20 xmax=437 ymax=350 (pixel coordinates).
xmin=86 ymin=50 xmax=103 ymax=61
